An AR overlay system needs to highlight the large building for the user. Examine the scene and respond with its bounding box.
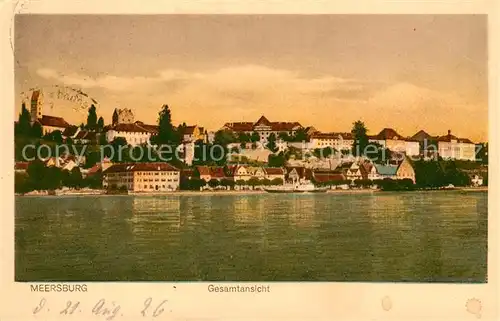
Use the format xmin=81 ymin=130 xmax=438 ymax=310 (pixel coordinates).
xmin=222 ymin=115 xmax=303 ymax=144
xmin=105 ymin=122 xmax=159 ymax=146
xmin=29 ymin=90 xmax=70 ymax=134
xmin=103 ymin=162 xmax=180 ymax=191
xmin=309 ymin=132 xmax=354 ymax=152
xmin=436 ymin=130 xmax=476 ymax=161
xmin=112 ymin=108 xmax=135 ymax=125
xmin=369 ymin=128 xmax=420 ymax=156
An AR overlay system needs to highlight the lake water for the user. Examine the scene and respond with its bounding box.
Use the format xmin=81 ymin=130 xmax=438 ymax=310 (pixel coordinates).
xmin=15 ymin=191 xmax=487 ymax=282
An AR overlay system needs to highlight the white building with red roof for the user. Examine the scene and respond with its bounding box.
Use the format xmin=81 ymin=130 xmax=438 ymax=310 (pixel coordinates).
xmin=436 ymin=130 xmax=476 ymax=161
xmin=222 ymin=115 xmax=303 ymax=144
xmin=102 ymin=162 xmax=180 ymax=191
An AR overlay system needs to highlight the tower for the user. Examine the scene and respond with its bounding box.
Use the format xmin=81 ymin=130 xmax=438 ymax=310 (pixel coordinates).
xmin=30 ymin=90 xmax=43 ymax=124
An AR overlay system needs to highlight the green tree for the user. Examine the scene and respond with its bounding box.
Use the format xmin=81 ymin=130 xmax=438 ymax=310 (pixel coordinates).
xmin=208 ymin=178 xmax=220 ymax=188
xmin=27 ymin=160 xmax=46 ymax=190
xmin=351 ymin=120 xmax=369 ymax=156
xmin=156 ymin=104 xmax=179 ymax=145
xmin=112 ymin=108 xmax=119 ymax=125
xmin=267 ymin=133 xmax=278 ymax=152
xmin=247 ymin=177 xmax=260 ymax=188
xmin=31 ymin=122 xmax=43 ymax=138
xmin=97 ymin=116 xmax=105 ymax=132
xmin=16 ymin=103 xmax=32 ymax=138
xmin=87 ymin=104 xmax=98 ymax=130
xmin=271 ymin=178 xmax=284 ymax=185
xmin=292 ymin=128 xmax=309 ymax=142
xmin=250 ymin=131 xmax=260 ymax=143
xmin=268 ymin=153 xmax=286 ymax=167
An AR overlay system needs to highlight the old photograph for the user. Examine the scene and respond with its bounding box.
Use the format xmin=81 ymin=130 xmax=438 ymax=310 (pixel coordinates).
xmin=14 ymin=14 xmax=487 ymax=282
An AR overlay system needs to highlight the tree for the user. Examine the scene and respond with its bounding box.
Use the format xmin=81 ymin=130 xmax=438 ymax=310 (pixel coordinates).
xmin=220 ymin=179 xmax=235 ymax=189
xmin=112 ymin=108 xmax=119 ymax=125
xmin=16 ymin=103 xmax=32 ymax=138
xmin=27 ymin=160 xmax=46 ymax=190
xmin=250 ymin=131 xmax=260 ymax=143
xmin=157 ymin=104 xmax=179 ymax=145
xmin=15 ymin=172 xmax=32 ymax=194
xmin=278 ymin=132 xmax=292 ymax=142
xmin=267 ymin=133 xmax=278 ymax=152
xmin=87 ymin=104 xmax=98 ymax=130
xmin=351 ymin=120 xmax=369 ymax=156
xmin=260 ymin=178 xmax=271 ymax=186
xmin=292 ymin=128 xmax=308 ymax=142
xmin=99 ymin=133 xmax=108 ymax=145
xmin=268 ymin=153 xmax=286 ymax=167
xmin=208 ymin=178 xmax=220 ymax=189
xmin=31 ymin=122 xmax=43 ymax=138
xmin=97 ymin=117 xmax=105 ymax=132
xmin=45 ymin=130 xmax=63 ymax=144
xmin=271 ymin=178 xmax=284 ymax=185
xmin=247 ymin=177 xmax=260 ymax=188
xmin=235 ymin=179 xmax=246 ymax=188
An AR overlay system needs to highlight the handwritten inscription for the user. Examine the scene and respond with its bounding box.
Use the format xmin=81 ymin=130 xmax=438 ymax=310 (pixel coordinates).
xmin=32 ymin=297 xmax=168 ymax=319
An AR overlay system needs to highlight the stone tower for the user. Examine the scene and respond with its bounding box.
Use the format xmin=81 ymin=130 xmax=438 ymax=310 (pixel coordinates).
xmin=30 ymin=90 xmax=43 ymax=124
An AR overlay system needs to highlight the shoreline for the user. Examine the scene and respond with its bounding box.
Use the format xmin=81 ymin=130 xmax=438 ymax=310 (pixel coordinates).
xmin=15 ymin=186 xmax=487 ymax=197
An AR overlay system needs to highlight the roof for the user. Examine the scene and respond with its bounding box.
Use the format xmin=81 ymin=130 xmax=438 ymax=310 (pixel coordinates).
xmin=86 ymin=163 xmax=102 ymax=176
xmin=62 ymin=126 xmax=79 ymax=137
xmin=375 ymin=128 xmax=402 ymax=140
xmin=411 ymin=130 xmax=434 ymax=141
xmin=31 ymin=90 xmax=40 ymax=102
xmin=15 ymin=162 xmax=29 ymax=170
xmin=223 ymin=116 xmax=303 ymax=132
xmin=183 ymin=126 xmax=197 ymax=135
xmin=263 ymin=167 xmax=284 ymax=175
xmin=254 ymin=115 xmax=272 ymax=127
xmin=210 ymin=167 xmax=226 ymax=178
xmin=311 ymin=132 xmax=353 ymax=140
xmin=313 ymin=171 xmax=345 ymax=182
xmin=181 ymin=169 xmax=194 ymax=177
xmin=285 ymin=166 xmax=312 ymax=179
xmin=195 ymin=165 xmax=211 ymax=176
xmin=437 ymin=132 xmax=474 ymax=144
xmin=374 ymin=164 xmax=398 ymax=176
xmin=104 ymin=162 xmax=179 ymax=173
xmin=38 ymin=115 xmax=70 ymax=128
xmin=110 ymin=123 xmax=150 ymax=133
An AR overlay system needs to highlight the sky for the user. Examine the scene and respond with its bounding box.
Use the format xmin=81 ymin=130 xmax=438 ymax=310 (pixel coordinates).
xmin=14 ymin=14 xmax=487 ymax=141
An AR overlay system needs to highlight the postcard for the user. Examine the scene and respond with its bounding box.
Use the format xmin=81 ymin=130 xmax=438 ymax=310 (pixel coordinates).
xmin=1 ymin=0 xmax=498 ymax=320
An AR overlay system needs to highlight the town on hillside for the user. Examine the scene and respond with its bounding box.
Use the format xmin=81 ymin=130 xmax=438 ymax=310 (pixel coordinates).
xmin=14 ymin=90 xmax=488 ymax=194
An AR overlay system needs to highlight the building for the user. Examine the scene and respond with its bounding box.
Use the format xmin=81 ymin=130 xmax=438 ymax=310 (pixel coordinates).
xmin=437 ymin=130 xmax=476 ymax=161
xmin=285 ymin=167 xmax=312 ymax=184
xmin=181 ymin=125 xmax=205 ymax=143
xmin=62 ymin=126 xmax=81 ymax=139
xmin=222 ymin=115 xmax=303 ymax=144
xmin=103 ymin=162 xmax=180 ymax=191
xmin=30 ymin=90 xmax=43 ymax=124
xmin=231 ymin=165 xmax=252 ymax=181
xmin=73 ymin=131 xmax=98 ymax=144
xmin=263 ymin=167 xmax=285 ymax=181
xmin=310 ymin=132 xmax=354 ymax=152
xmin=105 ymin=122 xmax=158 ymax=146
xmin=395 ymin=157 xmax=416 ymax=183
xmin=410 ymin=130 xmax=439 ymax=158
xmin=15 ymin=162 xmax=29 ymax=174
xmin=360 ymin=161 xmax=381 ymax=180
xmin=311 ymin=170 xmax=346 ymax=185
xmin=369 ymin=128 xmax=420 ymax=156
xmin=112 ymin=108 xmax=135 ymax=125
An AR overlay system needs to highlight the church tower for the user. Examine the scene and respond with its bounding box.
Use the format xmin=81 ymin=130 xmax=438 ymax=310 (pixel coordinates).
xmin=30 ymin=90 xmax=43 ymax=124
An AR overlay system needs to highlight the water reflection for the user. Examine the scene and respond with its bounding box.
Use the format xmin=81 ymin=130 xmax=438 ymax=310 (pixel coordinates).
xmin=15 ymin=191 xmax=488 ymax=282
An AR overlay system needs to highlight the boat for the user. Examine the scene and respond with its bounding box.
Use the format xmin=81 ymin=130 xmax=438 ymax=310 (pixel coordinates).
xmin=264 ymin=182 xmax=328 ymax=193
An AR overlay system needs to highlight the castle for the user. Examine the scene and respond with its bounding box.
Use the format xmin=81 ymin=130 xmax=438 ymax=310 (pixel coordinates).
xmin=112 ymin=108 xmax=135 ymax=125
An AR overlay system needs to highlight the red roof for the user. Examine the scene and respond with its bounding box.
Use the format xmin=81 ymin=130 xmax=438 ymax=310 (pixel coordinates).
xmin=111 ymin=123 xmax=150 ymax=133
xmin=15 ymin=162 xmax=29 ymax=170
xmin=255 ymin=115 xmax=272 ymax=126
xmin=38 ymin=115 xmax=70 ymax=128
xmin=270 ymin=122 xmax=302 ymax=131
xmin=313 ymin=171 xmax=345 ymax=183
xmin=285 ymin=167 xmax=312 ymax=179
xmin=31 ymin=90 xmax=40 ymax=102
xmin=195 ymin=166 xmax=211 ymax=176
xmin=375 ymin=128 xmax=402 ymax=140
xmin=210 ymin=167 xmax=226 ymax=178
xmin=104 ymin=162 xmax=179 ymax=173
xmin=86 ymin=163 xmax=102 ymax=176
xmin=63 ymin=126 xmax=79 ymax=137
xmin=264 ymin=167 xmax=284 ymax=175
xmin=223 ymin=122 xmax=254 ymax=132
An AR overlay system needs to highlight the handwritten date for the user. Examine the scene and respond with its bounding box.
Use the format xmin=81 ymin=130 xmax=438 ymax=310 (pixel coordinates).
xmin=33 ymin=297 xmax=168 ymax=319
